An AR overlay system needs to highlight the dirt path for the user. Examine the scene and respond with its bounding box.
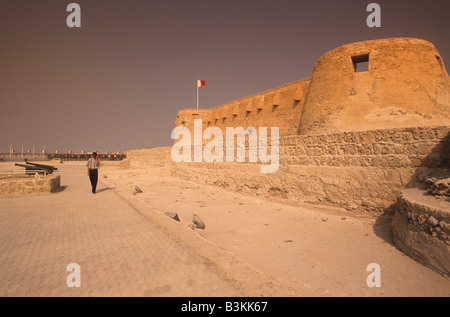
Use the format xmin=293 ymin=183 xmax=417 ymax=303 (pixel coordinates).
xmin=102 ymin=165 xmax=450 ymax=297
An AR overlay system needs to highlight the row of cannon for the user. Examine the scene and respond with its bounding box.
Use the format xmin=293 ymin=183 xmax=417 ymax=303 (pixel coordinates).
xmin=15 ymin=159 xmax=58 ymax=175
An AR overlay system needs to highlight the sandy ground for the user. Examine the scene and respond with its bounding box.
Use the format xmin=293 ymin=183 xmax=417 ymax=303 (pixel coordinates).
xmin=96 ymin=162 xmax=449 ymax=297
xmin=2 ymin=161 xmax=449 ymax=296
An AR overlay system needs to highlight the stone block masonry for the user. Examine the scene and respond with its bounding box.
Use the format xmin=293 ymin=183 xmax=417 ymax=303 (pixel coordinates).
xmin=0 ymin=174 xmax=61 ymax=198
xmin=175 ymin=78 xmax=310 ymax=142
xmin=393 ymin=188 xmax=450 ymax=275
xmin=125 ymin=126 xmax=449 ymax=215
xmin=126 ymin=147 xmax=172 ymax=169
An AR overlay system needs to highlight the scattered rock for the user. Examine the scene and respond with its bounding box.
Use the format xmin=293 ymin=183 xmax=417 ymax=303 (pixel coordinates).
xmin=165 ymin=212 xmax=180 ymax=222
xmin=346 ymin=202 xmax=358 ymax=210
xmin=425 ymin=177 xmax=437 ymax=187
xmin=439 ymin=221 xmax=450 ymax=234
xmin=427 ymin=216 xmax=439 ymax=227
xmin=426 ymin=178 xmax=450 ymax=197
xmin=192 ymin=214 xmax=205 ymax=230
xmin=133 ymin=186 xmax=143 ymax=195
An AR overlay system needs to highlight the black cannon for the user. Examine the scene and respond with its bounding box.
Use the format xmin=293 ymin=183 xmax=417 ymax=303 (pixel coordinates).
xmin=15 ymin=163 xmax=49 ymax=175
xmin=14 ymin=159 xmax=58 ymax=175
xmin=24 ymin=159 xmax=58 ymax=174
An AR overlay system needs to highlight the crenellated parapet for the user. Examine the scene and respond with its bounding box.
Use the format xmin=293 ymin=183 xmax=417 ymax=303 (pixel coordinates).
xmin=174 ymin=38 xmax=450 ymax=142
xmin=174 ymin=78 xmax=311 ymax=143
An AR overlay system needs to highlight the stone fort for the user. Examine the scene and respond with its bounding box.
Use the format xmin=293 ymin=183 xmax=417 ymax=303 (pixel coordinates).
xmin=125 ymin=38 xmax=450 ymax=274
xmin=175 ymin=37 xmax=449 ymax=138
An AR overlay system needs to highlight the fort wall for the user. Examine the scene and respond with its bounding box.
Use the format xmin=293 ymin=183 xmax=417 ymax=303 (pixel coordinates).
xmin=125 ymin=126 xmax=449 ymax=215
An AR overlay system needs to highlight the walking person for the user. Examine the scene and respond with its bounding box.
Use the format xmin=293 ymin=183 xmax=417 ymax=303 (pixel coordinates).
xmin=87 ymin=151 xmax=100 ymax=194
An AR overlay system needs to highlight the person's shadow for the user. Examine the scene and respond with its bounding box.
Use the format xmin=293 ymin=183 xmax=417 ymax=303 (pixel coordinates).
xmin=96 ymin=187 xmax=114 ymax=193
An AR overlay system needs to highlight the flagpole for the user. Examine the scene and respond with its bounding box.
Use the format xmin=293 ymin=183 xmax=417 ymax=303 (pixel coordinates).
xmin=197 ymin=81 xmax=199 ymax=110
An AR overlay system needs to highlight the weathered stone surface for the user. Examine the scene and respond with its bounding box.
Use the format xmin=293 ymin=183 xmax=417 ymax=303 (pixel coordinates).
xmin=0 ymin=175 xmax=60 ymax=198
xmin=426 ymin=178 xmax=450 ymax=197
xmin=300 ymin=38 xmax=450 ymax=135
xmin=393 ymin=188 xmax=450 ymax=275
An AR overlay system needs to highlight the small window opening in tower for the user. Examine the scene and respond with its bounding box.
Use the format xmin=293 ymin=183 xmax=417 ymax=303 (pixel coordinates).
xmin=352 ymin=54 xmax=369 ymax=72
xmin=436 ymin=55 xmax=444 ymax=71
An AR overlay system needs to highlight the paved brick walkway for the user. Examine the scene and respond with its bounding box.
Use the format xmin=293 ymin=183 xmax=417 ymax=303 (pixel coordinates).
xmin=0 ymin=164 xmax=244 ymax=297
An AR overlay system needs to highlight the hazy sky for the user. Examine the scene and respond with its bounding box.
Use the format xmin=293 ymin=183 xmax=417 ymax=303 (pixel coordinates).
xmin=1 ymin=0 xmax=449 ymax=153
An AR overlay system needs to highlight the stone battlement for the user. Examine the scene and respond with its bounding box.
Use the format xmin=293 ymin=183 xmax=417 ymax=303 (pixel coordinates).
xmin=175 ymin=38 xmax=450 ymax=140
xmin=175 ymin=78 xmax=311 ymax=140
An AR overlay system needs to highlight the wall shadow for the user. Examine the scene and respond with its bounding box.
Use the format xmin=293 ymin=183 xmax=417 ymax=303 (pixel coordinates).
xmin=373 ymin=204 xmax=397 ymax=247
xmin=406 ymin=130 xmax=450 ymax=189
xmin=53 ymin=185 xmax=68 ymax=193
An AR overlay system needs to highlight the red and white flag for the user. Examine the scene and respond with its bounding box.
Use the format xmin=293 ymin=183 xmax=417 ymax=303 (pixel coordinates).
xmin=197 ymin=80 xmax=206 ymax=87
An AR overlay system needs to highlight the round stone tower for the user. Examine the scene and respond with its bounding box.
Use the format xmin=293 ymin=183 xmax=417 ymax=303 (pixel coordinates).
xmin=299 ymin=38 xmax=450 ymax=135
